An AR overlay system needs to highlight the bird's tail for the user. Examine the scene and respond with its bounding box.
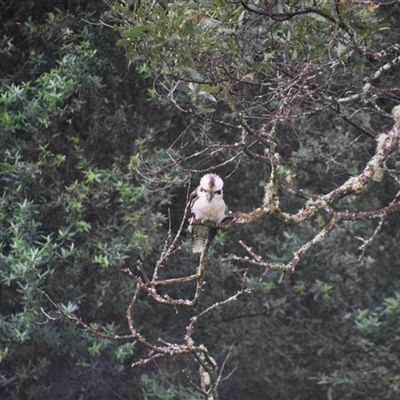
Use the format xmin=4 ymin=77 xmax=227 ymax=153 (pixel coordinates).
xmin=191 ymin=225 xmax=217 ymax=253
xmin=191 ymin=225 xmax=208 ymax=253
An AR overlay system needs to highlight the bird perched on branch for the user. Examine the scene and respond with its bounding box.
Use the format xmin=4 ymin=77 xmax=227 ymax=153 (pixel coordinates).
xmin=189 ymin=173 xmax=226 ymax=253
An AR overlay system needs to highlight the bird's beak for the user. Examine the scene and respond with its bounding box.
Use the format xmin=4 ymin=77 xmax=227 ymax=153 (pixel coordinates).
xmin=206 ymin=193 xmax=214 ymax=202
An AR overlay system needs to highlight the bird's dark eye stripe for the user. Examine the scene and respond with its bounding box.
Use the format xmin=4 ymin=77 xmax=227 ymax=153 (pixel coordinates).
xmin=215 ymin=190 xmax=221 ymax=195
xmin=200 ymin=187 xmax=205 ymax=192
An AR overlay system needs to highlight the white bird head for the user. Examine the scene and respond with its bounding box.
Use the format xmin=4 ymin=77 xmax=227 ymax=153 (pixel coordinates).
xmin=199 ymin=173 xmax=224 ymax=203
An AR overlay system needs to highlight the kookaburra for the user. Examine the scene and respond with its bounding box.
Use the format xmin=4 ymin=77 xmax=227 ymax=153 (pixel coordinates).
xmin=189 ymin=173 xmax=226 ymax=253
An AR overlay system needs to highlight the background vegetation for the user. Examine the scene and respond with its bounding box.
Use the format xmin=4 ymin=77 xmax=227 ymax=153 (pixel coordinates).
xmin=1 ymin=1 xmax=400 ymax=399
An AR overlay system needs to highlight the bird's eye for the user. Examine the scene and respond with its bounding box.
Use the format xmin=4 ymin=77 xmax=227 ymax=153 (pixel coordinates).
xmin=215 ymin=190 xmax=221 ymax=195
xmin=200 ymin=187 xmax=205 ymax=192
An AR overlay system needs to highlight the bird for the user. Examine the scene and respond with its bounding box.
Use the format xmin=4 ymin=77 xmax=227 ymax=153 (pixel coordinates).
xmin=189 ymin=173 xmax=226 ymax=253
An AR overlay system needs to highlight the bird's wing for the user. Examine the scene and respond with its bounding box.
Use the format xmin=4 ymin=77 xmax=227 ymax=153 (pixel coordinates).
xmin=189 ymin=186 xmax=199 ymax=208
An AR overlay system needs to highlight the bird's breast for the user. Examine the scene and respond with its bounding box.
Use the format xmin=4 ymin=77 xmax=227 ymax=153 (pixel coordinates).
xmin=192 ymin=197 xmax=226 ymax=223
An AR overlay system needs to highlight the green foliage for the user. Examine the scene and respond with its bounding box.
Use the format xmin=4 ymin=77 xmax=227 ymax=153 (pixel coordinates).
xmin=0 ymin=1 xmax=180 ymax=399
xmin=140 ymin=374 xmax=202 ymax=400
